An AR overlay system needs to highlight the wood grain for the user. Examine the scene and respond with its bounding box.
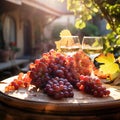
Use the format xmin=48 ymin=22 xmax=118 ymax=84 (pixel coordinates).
xmin=0 ymin=76 xmax=120 ymax=120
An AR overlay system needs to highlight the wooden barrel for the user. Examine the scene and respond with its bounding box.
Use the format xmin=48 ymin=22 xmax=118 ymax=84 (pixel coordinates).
xmin=0 ymin=76 xmax=120 ymax=120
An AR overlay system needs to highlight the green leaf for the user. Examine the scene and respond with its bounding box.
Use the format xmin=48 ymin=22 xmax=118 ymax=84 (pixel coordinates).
xmin=116 ymin=27 xmax=120 ymax=34
xmin=116 ymin=35 xmax=120 ymax=45
xmin=86 ymin=2 xmax=92 ymax=7
xmin=93 ymin=7 xmax=98 ymax=13
xmin=106 ymin=23 xmax=111 ymax=30
xmin=75 ymin=20 xmax=86 ymax=29
xmin=87 ymin=15 xmax=92 ymax=20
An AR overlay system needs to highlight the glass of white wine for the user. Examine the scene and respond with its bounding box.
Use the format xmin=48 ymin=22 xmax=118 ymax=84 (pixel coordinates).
xmin=82 ymin=36 xmax=103 ymax=61
xmin=60 ymin=36 xmax=81 ymax=56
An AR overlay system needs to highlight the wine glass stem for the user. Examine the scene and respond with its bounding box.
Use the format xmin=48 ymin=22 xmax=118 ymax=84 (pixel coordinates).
xmin=90 ymin=54 xmax=99 ymax=61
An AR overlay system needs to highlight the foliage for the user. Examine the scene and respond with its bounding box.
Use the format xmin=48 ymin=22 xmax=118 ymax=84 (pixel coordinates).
xmin=51 ymin=23 xmax=78 ymax=39
xmin=81 ymin=22 xmax=100 ymax=36
xmin=94 ymin=0 xmax=120 ymax=54
xmin=65 ymin=0 xmax=120 ymax=33
xmin=66 ymin=0 xmax=98 ymax=29
xmin=59 ymin=0 xmax=120 ymax=53
xmin=102 ymin=32 xmax=120 ymax=55
xmin=94 ymin=0 xmax=120 ymax=34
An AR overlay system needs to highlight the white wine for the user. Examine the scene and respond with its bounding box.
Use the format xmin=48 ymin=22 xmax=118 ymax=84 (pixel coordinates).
xmin=60 ymin=46 xmax=80 ymax=56
xmin=61 ymin=46 xmax=80 ymax=52
xmin=83 ymin=47 xmax=103 ymax=60
xmin=82 ymin=36 xmax=103 ymax=61
xmin=83 ymin=47 xmax=103 ymax=55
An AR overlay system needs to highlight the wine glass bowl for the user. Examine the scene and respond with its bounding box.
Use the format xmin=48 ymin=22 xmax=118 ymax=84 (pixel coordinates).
xmin=60 ymin=36 xmax=81 ymax=56
xmin=82 ymin=36 xmax=103 ymax=60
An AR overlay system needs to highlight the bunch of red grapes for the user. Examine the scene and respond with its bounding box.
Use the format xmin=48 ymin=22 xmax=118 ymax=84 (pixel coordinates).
xmin=76 ymin=75 xmax=110 ymax=97
xmin=5 ymin=72 xmax=31 ymax=92
xmin=5 ymin=49 xmax=110 ymax=99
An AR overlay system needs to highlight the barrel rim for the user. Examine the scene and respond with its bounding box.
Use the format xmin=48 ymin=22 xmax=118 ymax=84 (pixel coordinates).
xmin=0 ymin=90 xmax=120 ymax=115
xmin=0 ymin=75 xmax=120 ymax=115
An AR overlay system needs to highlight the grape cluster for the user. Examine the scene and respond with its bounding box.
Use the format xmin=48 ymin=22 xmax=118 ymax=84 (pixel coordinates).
xmin=29 ymin=50 xmax=79 ymax=99
xmin=5 ymin=72 xmax=31 ymax=92
xmin=5 ymin=49 xmax=110 ymax=99
xmin=76 ymin=75 xmax=110 ymax=97
xmin=44 ymin=77 xmax=74 ymax=99
xmin=73 ymin=50 xmax=95 ymax=76
xmin=30 ymin=50 xmax=79 ymax=87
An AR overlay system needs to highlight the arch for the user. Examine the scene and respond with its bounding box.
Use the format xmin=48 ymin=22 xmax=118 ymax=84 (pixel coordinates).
xmin=3 ymin=15 xmax=16 ymax=48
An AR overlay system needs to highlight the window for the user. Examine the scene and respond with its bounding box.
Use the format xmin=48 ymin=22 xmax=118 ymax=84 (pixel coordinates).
xmin=3 ymin=16 xmax=16 ymax=48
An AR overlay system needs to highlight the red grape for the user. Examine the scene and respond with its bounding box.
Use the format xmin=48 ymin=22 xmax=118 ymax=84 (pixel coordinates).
xmin=5 ymin=49 xmax=110 ymax=99
xmin=76 ymin=75 xmax=110 ymax=97
xmin=44 ymin=77 xmax=74 ymax=99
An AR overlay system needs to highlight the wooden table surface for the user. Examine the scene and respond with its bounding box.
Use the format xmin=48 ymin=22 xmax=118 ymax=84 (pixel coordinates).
xmin=0 ymin=76 xmax=120 ymax=120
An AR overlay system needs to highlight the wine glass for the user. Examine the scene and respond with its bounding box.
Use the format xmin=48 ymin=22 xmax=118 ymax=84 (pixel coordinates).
xmin=82 ymin=36 xmax=103 ymax=61
xmin=60 ymin=36 xmax=81 ymax=56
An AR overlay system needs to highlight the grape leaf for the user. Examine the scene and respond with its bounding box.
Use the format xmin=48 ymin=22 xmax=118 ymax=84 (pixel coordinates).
xmin=95 ymin=53 xmax=120 ymax=75
xmin=75 ymin=20 xmax=86 ymax=29
xmin=106 ymin=23 xmax=111 ymax=30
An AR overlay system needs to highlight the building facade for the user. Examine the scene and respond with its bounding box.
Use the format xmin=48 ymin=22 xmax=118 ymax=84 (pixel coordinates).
xmin=0 ymin=0 xmax=70 ymax=60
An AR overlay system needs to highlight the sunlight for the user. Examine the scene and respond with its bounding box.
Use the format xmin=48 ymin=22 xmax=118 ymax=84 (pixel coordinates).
xmin=9 ymin=90 xmax=28 ymax=99
xmin=108 ymin=87 xmax=120 ymax=100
